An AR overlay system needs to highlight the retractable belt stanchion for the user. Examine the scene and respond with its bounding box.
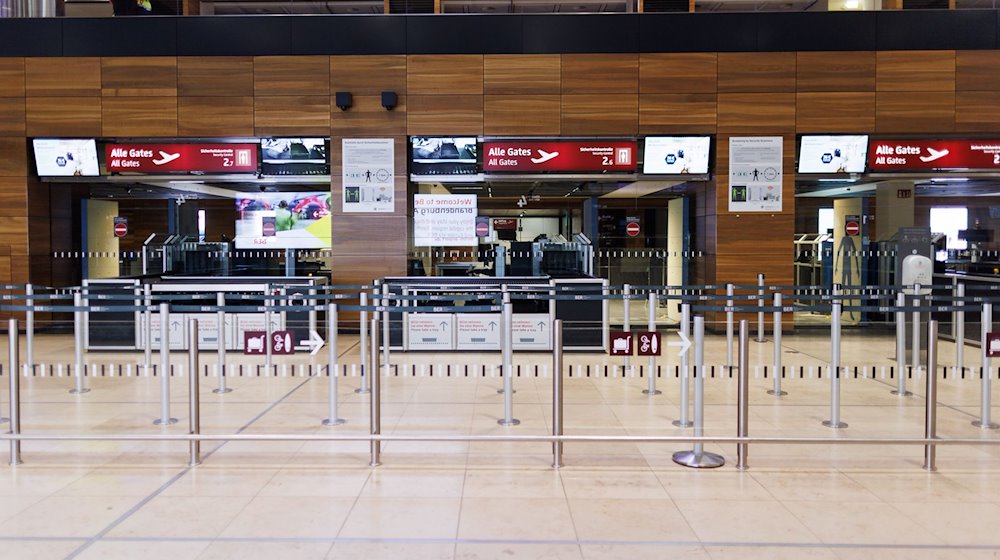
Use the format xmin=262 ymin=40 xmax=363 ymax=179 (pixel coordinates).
xmin=823 ymin=284 xmax=847 ymax=429
xmin=497 ymin=287 xmax=511 ymax=395
xmin=143 ymin=284 xmax=152 ymax=373
xmin=499 ymin=299 xmax=519 ymax=426
xmin=8 ymin=319 xmax=21 ymax=465
xmin=187 ymin=319 xmax=201 ymax=467
xmin=623 ymin=283 xmax=631 ymax=374
xmin=924 ymin=320 xmax=939 ymax=471
xmin=71 ymin=292 xmax=89 ymax=394
xmin=894 ymin=291 xmax=908 ymax=396
xmin=154 ymin=302 xmax=177 ymax=425
xmin=973 ymin=302 xmax=999 ymax=429
xmin=956 ymin=283 xmax=966 ymax=374
xmin=323 ymin=304 xmax=345 ymax=426
xmin=672 ymin=316 xmax=724 ymax=468
xmin=910 ymin=284 xmax=922 ymax=391
xmin=726 ymin=283 xmax=734 ymax=369
xmin=644 ymin=291 xmax=661 ymax=395
xmin=672 ymin=303 xmax=692 ymax=427
xmin=357 ymin=291 xmax=370 ymax=395
xmin=214 ymin=292 xmax=231 ymax=394
xmin=737 ymin=320 xmax=750 ymax=470
xmin=264 ymin=288 xmax=273 ymax=374
xmin=25 ymin=283 xmax=33 ymax=370
xmin=381 ymin=284 xmax=390 ymax=386
xmin=369 ymin=316 xmax=381 ymax=466
xmin=552 ymin=319 xmax=564 ymax=468
xmin=756 ymin=274 xmax=766 ymax=343
xmin=768 ymin=293 xmax=787 ymax=396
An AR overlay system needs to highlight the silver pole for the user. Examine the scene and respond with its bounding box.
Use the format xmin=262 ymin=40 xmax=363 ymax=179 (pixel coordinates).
xmin=370 ymin=317 xmax=381 ymax=466
xmin=924 ymin=320 xmax=938 ymax=471
xmin=143 ymin=284 xmax=152 ymax=372
xmin=737 ymin=320 xmax=750 ymax=470
xmin=8 ymin=319 xmax=21 ymax=465
xmin=768 ymin=293 xmax=786 ymax=396
xmin=498 ymin=300 xmax=519 ymax=426
xmin=71 ymin=292 xmax=88 ymax=394
xmin=756 ymin=273 xmax=765 ymax=343
xmin=356 ymin=291 xmax=370 ymax=394
xmin=823 ymin=284 xmax=847 ymax=428
xmin=323 ymin=304 xmax=345 ymax=426
xmin=643 ymin=291 xmax=660 ymax=395
xmin=264 ymin=288 xmax=273 ymax=374
xmin=187 ymin=319 xmax=201 ymax=467
xmin=893 ymin=291 xmax=909 ymax=395
xmin=623 ymin=283 xmax=631 ymax=373
xmin=673 ymin=303 xmax=692 ymax=427
xmin=552 ymin=319 xmax=564 ymax=468
xmin=974 ymin=302 xmax=999 ymax=429
xmin=154 ymin=302 xmax=177 ymax=425
xmin=911 ymin=284 xmax=921 ymax=390
xmin=672 ymin=316 xmax=724 ymax=468
xmin=956 ymin=283 xmax=965 ymax=374
xmin=214 ymin=292 xmax=231 ymax=394
xmin=726 ymin=283 xmax=734 ymax=368
xmin=25 ymin=284 xmax=33 ymax=369
xmin=381 ymin=284 xmax=390 ymax=384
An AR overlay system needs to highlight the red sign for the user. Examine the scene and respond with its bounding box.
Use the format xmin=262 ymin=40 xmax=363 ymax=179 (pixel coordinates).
xmin=482 ymin=141 xmax=636 ymax=172
xmin=868 ymin=139 xmax=1000 ymax=171
xmin=988 ymin=332 xmax=1000 ymax=358
xmin=845 ymin=221 xmax=860 ymax=236
xmin=475 ymin=216 xmax=490 ymax=237
xmin=492 ymin=218 xmax=518 ymax=230
xmin=626 ymin=222 xmax=640 ymax=237
xmin=610 ymin=331 xmax=633 ymax=356
xmin=636 ymin=331 xmax=661 ymax=356
xmin=113 ymin=216 xmax=127 ymax=238
xmin=106 ymin=143 xmax=258 ymax=173
xmin=243 ymin=331 xmax=296 ymax=355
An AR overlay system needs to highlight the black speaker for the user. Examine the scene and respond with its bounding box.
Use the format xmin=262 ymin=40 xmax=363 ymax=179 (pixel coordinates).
xmin=335 ymin=91 xmax=353 ymax=111
xmin=381 ymin=91 xmax=398 ymax=111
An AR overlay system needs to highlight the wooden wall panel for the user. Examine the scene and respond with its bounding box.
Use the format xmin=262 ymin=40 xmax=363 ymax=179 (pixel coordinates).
xmin=0 ymin=98 xmax=25 ymax=136
xmin=331 ymin=55 xmax=406 ymax=95
xmin=796 ymin=92 xmax=875 ymax=132
xmin=638 ymin=93 xmax=716 ymax=133
xmin=562 ymin=54 xmax=638 ymax=94
xmin=875 ymin=91 xmax=955 ymax=132
xmin=0 ymin=218 xmax=30 ymax=255
xmin=956 ymin=51 xmax=1000 ymax=91
xmin=797 ymin=51 xmax=876 ymax=92
xmin=177 ymin=97 xmax=254 ymax=136
xmin=484 ymin=55 xmax=560 ymax=95
xmin=876 ymin=50 xmax=956 ymax=92
xmin=331 ymin=94 xmax=407 ymax=136
xmin=956 ymin=91 xmax=1000 ymax=132
xmin=329 ymin=255 xmax=406 ymax=288
xmin=25 ymin=58 xmax=101 ymax=96
xmin=561 ymin=94 xmax=638 ymax=135
xmin=254 ymin=95 xmax=331 ymax=136
xmin=0 ymin=178 xmax=25 ymax=218
xmin=177 ymin=57 xmax=253 ymax=97
xmin=484 ymin=95 xmax=560 ymax=135
xmin=718 ymin=52 xmax=796 ymax=93
xmin=0 ymin=58 xmax=25 ymax=97
xmin=26 ymin=97 xmax=101 ymax=137
xmin=406 ymin=95 xmax=483 ymax=135
xmin=101 ymin=57 xmax=177 ymax=97
xmin=103 ymin=97 xmax=178 ymax=137
xmin=640 ymin=53 xmax=717 ymax=94
xmin=331 ymin=216 xmax=408 ymax=257
xmin=0 ymin=137 xmax=26 ymax=176
xmin=717 ymin=93 xmax=795 ymax=133
xmin=408 ymin=55 xmax=483 ymax=95
xmin=254 ymin=56 xmax=331 ymax=96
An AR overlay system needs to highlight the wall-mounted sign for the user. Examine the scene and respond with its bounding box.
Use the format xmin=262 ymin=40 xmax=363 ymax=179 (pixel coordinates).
xmin=642 ymin=136 xmax=711 ymax=174
xmin=413 ymin=194 xmax=477 ymax=247
xmin=342 ymin=138 xmax=394 ymax=213
xmin=482 ymin=141 xmax=636 ymax=172
xmin=728 ymin=137 xmax=783 ymax=212
xmin=105 ymin=143 xmax=257 ymax=173
xmin=798 ymin=135 xmax=869 ymax=174
xmin=113 ymin=216 xmax=128 ymax=238
xmin=868 ymin=139 xmax=1000 ymax=172
xmin=33 ymin=139 xmax=100 ymax=177
xmin=492 ymin=218 xmax=518 ymax=230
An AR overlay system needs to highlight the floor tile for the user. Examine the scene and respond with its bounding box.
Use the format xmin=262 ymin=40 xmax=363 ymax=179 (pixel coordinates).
xmin=220 ymin=496 xmax=355 ymax=538
xmin=673 ymin=499 xmax=821 ymax=544
xmin=0 ymin=496 xmax=137 ymax=537
xmin=327 ymin=542 xmax=454 ymax=560
xmin=582 ymin=543 xmax=711 ymax=560
xmin=339 ymin=497 xmax=461 ymax=539
xmin=568 ymin=498 xmax=698 ymax=541
xmin=198 ymin=540 xmax=334 ymax=560
xmin=74 ymin=540 xmax=210 ymax=560
xmin=455 ymin=543 xmax=582 ymax=560
xmin=458 ymin=498 xmax=576 ymax=541
xmin=107 ymin=496 xmax=253 ymax=538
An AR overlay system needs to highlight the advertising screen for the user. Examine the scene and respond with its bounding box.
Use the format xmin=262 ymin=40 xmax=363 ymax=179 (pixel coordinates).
xmin=33 ymin=138 xmax=100 ymax=177
xmin=261 ymin=138 xmax=329 ymax=176
xmin=642 ymin=136 xmax=711 ymax=174
xmin=410 ymin=137 xmax=478 ymax=177
xmin=234 ymin=192 xmax=332 ymax=249
xmin=798 ymin=135 xmax=869 ymax=174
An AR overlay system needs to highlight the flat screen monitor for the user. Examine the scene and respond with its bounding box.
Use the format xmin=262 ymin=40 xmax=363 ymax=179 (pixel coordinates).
xmin=798 ymin=135 xmax=869 ymax=174
xmin=642 ymin=136 xmax=711 ymax=174
xmin=32 ymin=138 xmax=100 ymax=177
xmin=260 ymin=138 xmax=329 ymax=176
xmin=234 ymin=192 xmax=332 ymax=249
xmin=410 ymin=137 xmax=478 ymax=177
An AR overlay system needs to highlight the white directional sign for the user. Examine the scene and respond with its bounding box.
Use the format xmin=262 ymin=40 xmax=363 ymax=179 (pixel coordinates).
xmin=407 ymin=313 xmax=455 ymax=350
xmin=669 ymin=331 xmax=692 ymax=357
xmin=455 ymin=314 xmax=501 ymax=350
xmin=512 ymin=314 xmax=552 ymax=351
xmin=303 ymin=329 xmax=325 ymax=355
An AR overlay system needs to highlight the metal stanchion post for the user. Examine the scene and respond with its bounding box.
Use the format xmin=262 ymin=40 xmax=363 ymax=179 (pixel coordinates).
xmin=911 ymin=284 xmax=922 ymax=384
xmin=71 ymin=292 xmax=89 ymax=394
xmin=499 ymin=300 xmax=520 ymax=426
xmin=382 ymin=284 xmax=390 ymax=384
xmin=8 ymin=319 xmax=21 ymax=465
xmin=893 ymin=291 xmax=909 ymax=396
xmin=154 ymin=302 xmax=177 ymax=425
xmin=552 ymin=319 xmax=564 ymax=468
xmin=25 ymin=284 xmax=33 ymax=369
xmin=673 ymin=303 xmax=692 ymax=427
xmin=924 ymin=320 xmax=938 ymax=471
xmin=643 ymin=291 xmax=661 ymax=395
xmin=369 ymin=316 xmax=381 ymax=466
xmin=214 ymin=292 xmax=231 ymax=394
xmin=143 ymin=284 xmax=152 ymax=372
xmin=737 ymin=320 xmax=750 ymax=470
xmin=187 ymin=319 xmax=201 ymax=466
xmin=768 ymin=293 xmax=787 ymax=396
xmin=497 ymin=289 xmax=514 ymax=395
xmin=356 ymin=291 xmax=370 ymax=394
xmin=823 ymin=284 xmax=847 ymax=429
xmin=756 ymin=274 xmax=765 ymax=343
xmin=726 ymin=283 xmax=734 ymax=368
xmin=672 ymin=316 xmax=724 ymax=468
xmin=323 ymin=304 xmax=345 ymax=426
xmin=974 ymin=302 xmax=999 ymax=429
xmin=956 ymin=283 xmax=965 ymax=374
xmin=264 ymin=288 xmax=273 ymax=373
xmin=623 ymin=283 xmax=631 ymax=373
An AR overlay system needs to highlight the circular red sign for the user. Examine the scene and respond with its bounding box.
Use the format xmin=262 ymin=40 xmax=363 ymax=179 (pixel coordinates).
xmin=626 ymin=222 xmax=640 ymax=237
xmin=113 ymin=222 xmax=127 ymax=237
xmin=262 ymin=222 xmax=276 ymax=236
xmin=845 ymin=221 xmax=860 ymax=236
xmin=476 ymin=221 xmax=489 ymax=236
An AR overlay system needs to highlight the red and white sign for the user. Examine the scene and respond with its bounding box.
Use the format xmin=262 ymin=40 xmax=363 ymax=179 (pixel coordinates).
xmin=475 ymin=216 xmax=490 ymax=237
xmin=845 ymin=221 xmax=860 ymax=236
xmin=626 ymin=222 xmax=640 ymax=237
xmin=868 ymin=139 xmax=1000 ymax=172
xmin=113 ymin=216 xmax=127 ymax=238
xmin=106 ymin=143 xmax=258 ymax=173
xmin=482 ymin=141 xmax=636 ymax=172
xmin=636 ymin=331 xmax=661 ymax=356
xmin=243 ymin=330 xmax=295 ymax=355
xmin=492 ymin=218 xmax=518 ymax=230
xmin=988 ymin=332 xmax=1000 ymax=358
xmin=610 ymin=331 xmax=633 ymax=356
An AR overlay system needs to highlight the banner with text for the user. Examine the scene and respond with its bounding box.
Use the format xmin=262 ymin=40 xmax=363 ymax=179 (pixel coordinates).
xmin=413 ymin=194 xmax=478 ymax=247
xmin=482 ymin=140 xmax=636 ymax=172
xmin=105 ymin=143 xmax=257 ymax=173
xmin=868 ymin=139 xmax=1000 ymax=172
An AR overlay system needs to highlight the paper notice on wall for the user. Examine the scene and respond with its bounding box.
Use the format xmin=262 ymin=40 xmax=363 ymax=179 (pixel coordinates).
xmin=728 ymin=137 xmax=783 ymax=212
xmin=413 ymin=194 xmax=478 ymax=246
xmin=342 ymin=138 xmax=395 ymax=213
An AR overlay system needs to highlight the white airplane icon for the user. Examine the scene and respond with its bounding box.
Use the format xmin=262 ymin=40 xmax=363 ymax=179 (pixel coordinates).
xmin=152 ymin=151 xmax=181 ymax=165
xmin=919 ymin=147 xmax=949 ymax=163
xmin=531 ymin=150 xmax=559 ymax=164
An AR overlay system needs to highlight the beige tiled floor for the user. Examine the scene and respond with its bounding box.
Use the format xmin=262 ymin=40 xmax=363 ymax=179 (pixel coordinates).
xmin=0 ymin=330 xmax=998 ymax=559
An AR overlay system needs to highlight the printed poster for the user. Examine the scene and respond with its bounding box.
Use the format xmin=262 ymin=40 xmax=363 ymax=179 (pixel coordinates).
xmin=342 ymin=138 xmax=395 ymax=213
xmin=728 ymin=137 xmax=783 ymax=212
xmin=413 ymin=194 xmax=477 ymax=247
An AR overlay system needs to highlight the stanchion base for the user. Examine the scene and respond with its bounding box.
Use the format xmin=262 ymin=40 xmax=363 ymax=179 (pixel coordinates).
xmin=153 ymin=417 xmax=179 ymax=425
xmin=671 ymin=419 xmax=693 ymax=427
xmin=890 ymin=390 xmax=912 ymax=397
xmin=822 ymin=420 xmax=848 ymax=429
xmin=0 ymin=417 xmax=9 ymax=424
xmin=755 ymin=338 xmax=766 ymax=344
xmin=642 ymin=389 xmax=662 ymax=395
xmin=972 ymin=420 xmax=1000 ymax=429
xmin=69 ymin=388 xmax=90 ymax=394
xmin=672 ymin=450 xmax=725 ymax=468
xmin=766 ymin=390 xmax=788 ymax=396
xmin=497 ymin=418 xmax=521 ymax=426
xmin=322 ymin=418 xmax=347 ymax=426
xmin=354 ymin=388 xmax=371 ymax=395
xmin=497 ymin=388 xmax=517 ymax=394
xmin=213 ymin=388 xmax=233 ymax=394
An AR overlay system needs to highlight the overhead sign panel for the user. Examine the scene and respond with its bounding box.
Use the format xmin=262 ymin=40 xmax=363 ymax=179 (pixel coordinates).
xmin=868 ymin=139 xmax=1000 ymax=172
xmin=482 ymin=140 xmax=636 ymax=173
xmin=798 ymin=135 xmax=868 ymax=174
xmin=642 ymin=136 xmax=711 ymax=174
xmin=105 ymin=143 xmax=258 ymax=173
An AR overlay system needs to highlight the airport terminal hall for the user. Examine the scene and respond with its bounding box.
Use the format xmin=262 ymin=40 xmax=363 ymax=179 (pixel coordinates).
xmin=5 ymin=2 xmax=1000 ymax=560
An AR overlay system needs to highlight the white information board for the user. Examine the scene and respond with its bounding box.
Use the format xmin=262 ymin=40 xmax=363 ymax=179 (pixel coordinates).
xmin=512 ymin=314 xmax=552 ymax=351
xmin=455 ymin=314 xmax=502 ymax=350
xmin=144 ymin=312 xmax=187 ymax=350
xmin=728 ymin=136 xmax=783 ymax=212
xmin=413 ymin=194 xmax=478 ymax=246
xmin=407 ymin=313 xmax=455 ymax=350
xmin=342 ymin=138 xmax=395 ymax=213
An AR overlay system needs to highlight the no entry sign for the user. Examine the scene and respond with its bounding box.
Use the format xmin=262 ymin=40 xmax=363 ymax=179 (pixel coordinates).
xmin=113 ymin=216 xmax=127 ymax=238
xmin=626 ymin=222 xmax=640 ymax=237
xmin=845 ymin=215 xmax=860 ymax=236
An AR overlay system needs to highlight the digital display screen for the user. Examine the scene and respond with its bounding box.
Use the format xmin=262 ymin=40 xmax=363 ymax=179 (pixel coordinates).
xmin=410 ymin=137 xmax=478 ymax=177
xmin=642 ymin=137 xmax=711 ymax=174
xmin=33 ymin=138 xmax=100 ymax=177
xmin=261 ymin=138 xmax=329 ymax=176
xmin=234 ymin=192 xmax=332 ymax=249
xmin=798 ymin=135 xmax=868 ymax=174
